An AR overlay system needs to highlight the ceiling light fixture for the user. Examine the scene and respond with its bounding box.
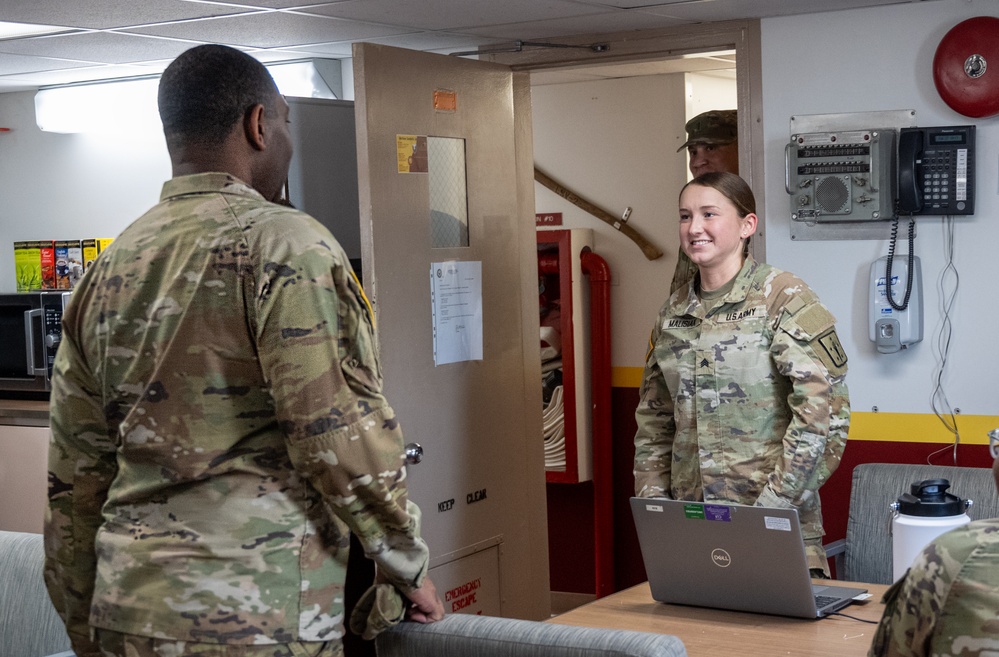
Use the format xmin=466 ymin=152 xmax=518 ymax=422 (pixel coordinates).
xmin=35 ymin=60 xmax=342 ymax=134
xmin=35 ymin=76 xmax=161 ymax=134
xmin=0 ymin=20 xmax=69 ymax=39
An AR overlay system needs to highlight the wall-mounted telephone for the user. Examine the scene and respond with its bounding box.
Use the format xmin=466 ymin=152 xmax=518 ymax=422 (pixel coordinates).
xmin=897 ymin=125 xmax=975 ymax=215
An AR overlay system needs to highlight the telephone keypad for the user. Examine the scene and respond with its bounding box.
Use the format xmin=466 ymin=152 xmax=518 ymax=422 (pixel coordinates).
xmin=922 ymin=152 xmax=955 ymax=202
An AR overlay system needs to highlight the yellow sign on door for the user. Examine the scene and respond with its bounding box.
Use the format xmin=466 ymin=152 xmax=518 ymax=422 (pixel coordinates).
xmin=397 ymin=134 xmax=428 ymax=173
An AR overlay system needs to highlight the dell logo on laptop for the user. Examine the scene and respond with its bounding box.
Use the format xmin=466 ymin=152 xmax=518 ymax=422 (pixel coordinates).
xmin=711 ymin=548 xmax=732 ymax=567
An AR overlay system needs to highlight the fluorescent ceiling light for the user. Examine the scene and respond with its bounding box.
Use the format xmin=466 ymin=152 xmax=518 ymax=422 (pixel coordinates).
xmin=36 ymin=60 xmax=341 ymax=133
xmin=35 ymin=77 xmax=161 ymax=134
xmin=0 ymin=21 xmax=67 ymax=39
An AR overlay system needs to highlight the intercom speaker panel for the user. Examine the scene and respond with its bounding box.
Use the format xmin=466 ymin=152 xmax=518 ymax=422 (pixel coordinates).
xmin=786 ymin=129 xmax=896 ymax=223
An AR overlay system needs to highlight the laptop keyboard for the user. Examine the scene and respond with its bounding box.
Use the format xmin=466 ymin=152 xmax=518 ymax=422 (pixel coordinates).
xmin=814 ymin=595 xmax=841 ymax=609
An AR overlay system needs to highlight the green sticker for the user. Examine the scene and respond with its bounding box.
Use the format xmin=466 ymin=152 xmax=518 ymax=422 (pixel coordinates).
xmin=683 ymin=503 xmax=705 ymax=519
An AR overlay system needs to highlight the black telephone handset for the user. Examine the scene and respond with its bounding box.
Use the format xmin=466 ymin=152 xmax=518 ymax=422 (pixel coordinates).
xmin=897 ymin=129 xmax=924 ymax=214
xmin=896 ymin=125 xmax=975 ymax=216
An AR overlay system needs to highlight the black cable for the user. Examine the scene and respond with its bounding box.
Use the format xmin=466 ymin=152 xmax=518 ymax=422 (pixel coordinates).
xmin=829 ymin=611 xmax=880 ymax=624
xmin=884 ymin=215 xmax=915 ymax=311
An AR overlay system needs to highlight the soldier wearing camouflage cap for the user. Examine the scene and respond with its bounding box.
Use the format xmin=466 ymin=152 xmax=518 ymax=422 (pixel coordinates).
xmin=44 ymin=44 xmax=443 ymax=657
xmin=869 ymin=433 xmax=999 ymax=656
xmin=635 ymin=172 xmax=850 ymax=576
xmin=670 ymin=109 xmax=740 ymax=296
xmin=677 ymin=109 xmax=739 ymax=177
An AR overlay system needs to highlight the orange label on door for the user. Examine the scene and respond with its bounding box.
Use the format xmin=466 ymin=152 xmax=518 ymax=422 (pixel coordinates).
xmin=434 ymin=89 xmax=457 ymax=112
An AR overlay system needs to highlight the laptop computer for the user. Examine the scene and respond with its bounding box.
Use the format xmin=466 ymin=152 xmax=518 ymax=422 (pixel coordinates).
xmin=630 ymin=497 xmax=867 ymax=619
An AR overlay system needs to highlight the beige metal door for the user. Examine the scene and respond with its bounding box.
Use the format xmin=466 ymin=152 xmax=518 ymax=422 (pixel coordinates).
xmin=353 ymin=43 xmax=549 ymax=620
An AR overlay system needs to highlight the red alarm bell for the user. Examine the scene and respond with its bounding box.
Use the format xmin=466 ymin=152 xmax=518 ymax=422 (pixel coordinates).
xmin=933 ymin=16 xmax=999 ymax=118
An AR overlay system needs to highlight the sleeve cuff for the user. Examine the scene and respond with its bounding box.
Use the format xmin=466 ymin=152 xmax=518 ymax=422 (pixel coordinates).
xmin=754 ymin=485 xmax=796 ymax=510
xmin=366 ymin=500 xmax=430 ymax=593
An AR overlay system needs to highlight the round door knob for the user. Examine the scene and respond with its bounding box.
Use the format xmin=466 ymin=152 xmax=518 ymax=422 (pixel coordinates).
xmin=404 ymin=442 xmax=424 ymax=465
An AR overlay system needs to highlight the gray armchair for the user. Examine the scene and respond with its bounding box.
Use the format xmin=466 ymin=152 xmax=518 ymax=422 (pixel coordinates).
xmin=0 ymin=530 xmax=73 ymax=657
xmin=376 ymin=613 xmax=687 ymax=657
xmin=826 ymin=462 xmax=999 ymax=584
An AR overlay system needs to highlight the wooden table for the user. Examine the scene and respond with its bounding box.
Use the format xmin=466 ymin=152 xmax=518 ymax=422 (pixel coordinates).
xmin=549 ymin=581 xmax=889 ymax=657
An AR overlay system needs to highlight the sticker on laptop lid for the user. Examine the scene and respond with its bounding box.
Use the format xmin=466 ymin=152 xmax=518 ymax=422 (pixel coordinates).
xmin=704 ymin=504 xmax=732 ymax=521
xmin=683 ymin=503 xmax=706 ymax=519
xmin=764 ymin=515 xmax=793 ymax=532
xmin=645 ymin=503 xmax=663 ymax=512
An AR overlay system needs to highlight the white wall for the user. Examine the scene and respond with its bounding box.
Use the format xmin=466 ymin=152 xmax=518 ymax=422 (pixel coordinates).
xmin=760 ymin=0 xmax=999 ymax=416
xmin=0 ymin=91 xmax=169 ymax=292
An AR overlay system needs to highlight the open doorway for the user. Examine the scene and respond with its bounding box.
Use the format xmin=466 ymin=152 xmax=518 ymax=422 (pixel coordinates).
xmin=526 ymin=52 xmax=739 ymax=610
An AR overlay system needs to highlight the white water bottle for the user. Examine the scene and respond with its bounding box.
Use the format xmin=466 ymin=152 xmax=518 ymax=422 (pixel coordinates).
xmin=891 ymin=478 xmax=971 ymax=581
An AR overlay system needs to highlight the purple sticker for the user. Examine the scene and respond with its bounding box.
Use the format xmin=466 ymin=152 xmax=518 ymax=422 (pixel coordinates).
xmin=704 ymin=504 xmax=732 ymax=522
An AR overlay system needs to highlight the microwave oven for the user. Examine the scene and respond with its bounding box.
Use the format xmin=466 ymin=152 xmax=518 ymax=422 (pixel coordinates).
xmin=0 ymin=291 xmax=71 ymax=393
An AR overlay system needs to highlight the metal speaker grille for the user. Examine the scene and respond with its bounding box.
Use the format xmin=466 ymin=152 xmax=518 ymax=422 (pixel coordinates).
xmin=814 ymin=176 xmax=851 ymax=214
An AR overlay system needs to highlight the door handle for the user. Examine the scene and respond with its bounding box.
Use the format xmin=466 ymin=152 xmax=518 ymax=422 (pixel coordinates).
xmin=24 ymin=309 xmax=46 ymax=376
xmin=404 ymin=442 xmax=424 ymax=465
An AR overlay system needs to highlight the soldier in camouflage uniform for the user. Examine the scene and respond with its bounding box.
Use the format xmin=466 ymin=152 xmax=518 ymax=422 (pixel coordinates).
xmin=44 ymin=44 xmax=443 ymax=657
xmin=869 ymin=439 xmax=999 ymax=656
xmin=635 ymin=172 xmax=850 ymax=575
xmin=670 ymin=110 xmax=740 ymax=296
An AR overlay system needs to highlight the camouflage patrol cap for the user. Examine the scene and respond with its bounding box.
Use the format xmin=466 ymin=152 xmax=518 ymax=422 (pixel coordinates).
xmin=676 ymin=109 xmax=738 ymax=152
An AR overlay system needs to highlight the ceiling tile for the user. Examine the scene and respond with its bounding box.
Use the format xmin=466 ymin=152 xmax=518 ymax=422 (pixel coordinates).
xmin=0 ymin=32 xmax=205 ymax=64
xmin=294 ymin=0 xmax=608 ymax=31
xmin=122 ymin=12 xmax=412 ymax=48
xmin=0 ymin=0 xmax=256 ymax=30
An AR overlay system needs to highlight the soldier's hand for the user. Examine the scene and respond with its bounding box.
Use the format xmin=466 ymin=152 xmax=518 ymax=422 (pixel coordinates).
xmin=405 ymin=574 xmax=445 ymax=623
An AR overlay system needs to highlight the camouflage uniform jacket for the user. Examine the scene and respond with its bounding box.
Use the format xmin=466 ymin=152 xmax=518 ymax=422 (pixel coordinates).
xmin=45 ymin=173 xmax=429 ymax=652
xmin=870 ymin=518 xmax=999 ymax=656
xmin=634 ymin=256 xmax=850 ymax=567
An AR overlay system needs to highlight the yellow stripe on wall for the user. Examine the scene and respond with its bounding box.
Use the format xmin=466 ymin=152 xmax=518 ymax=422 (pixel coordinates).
xmin=613 ymin=366 xmax=645 ymax=389
xmin=849 ymin=412 xmax=995 ymax=444
xmin=611 ymin=366 xmax=995 ymax=445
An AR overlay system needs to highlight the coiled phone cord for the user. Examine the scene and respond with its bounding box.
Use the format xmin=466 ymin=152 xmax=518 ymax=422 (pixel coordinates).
xmin=884 ymin=213 xmax=915 ymax=311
